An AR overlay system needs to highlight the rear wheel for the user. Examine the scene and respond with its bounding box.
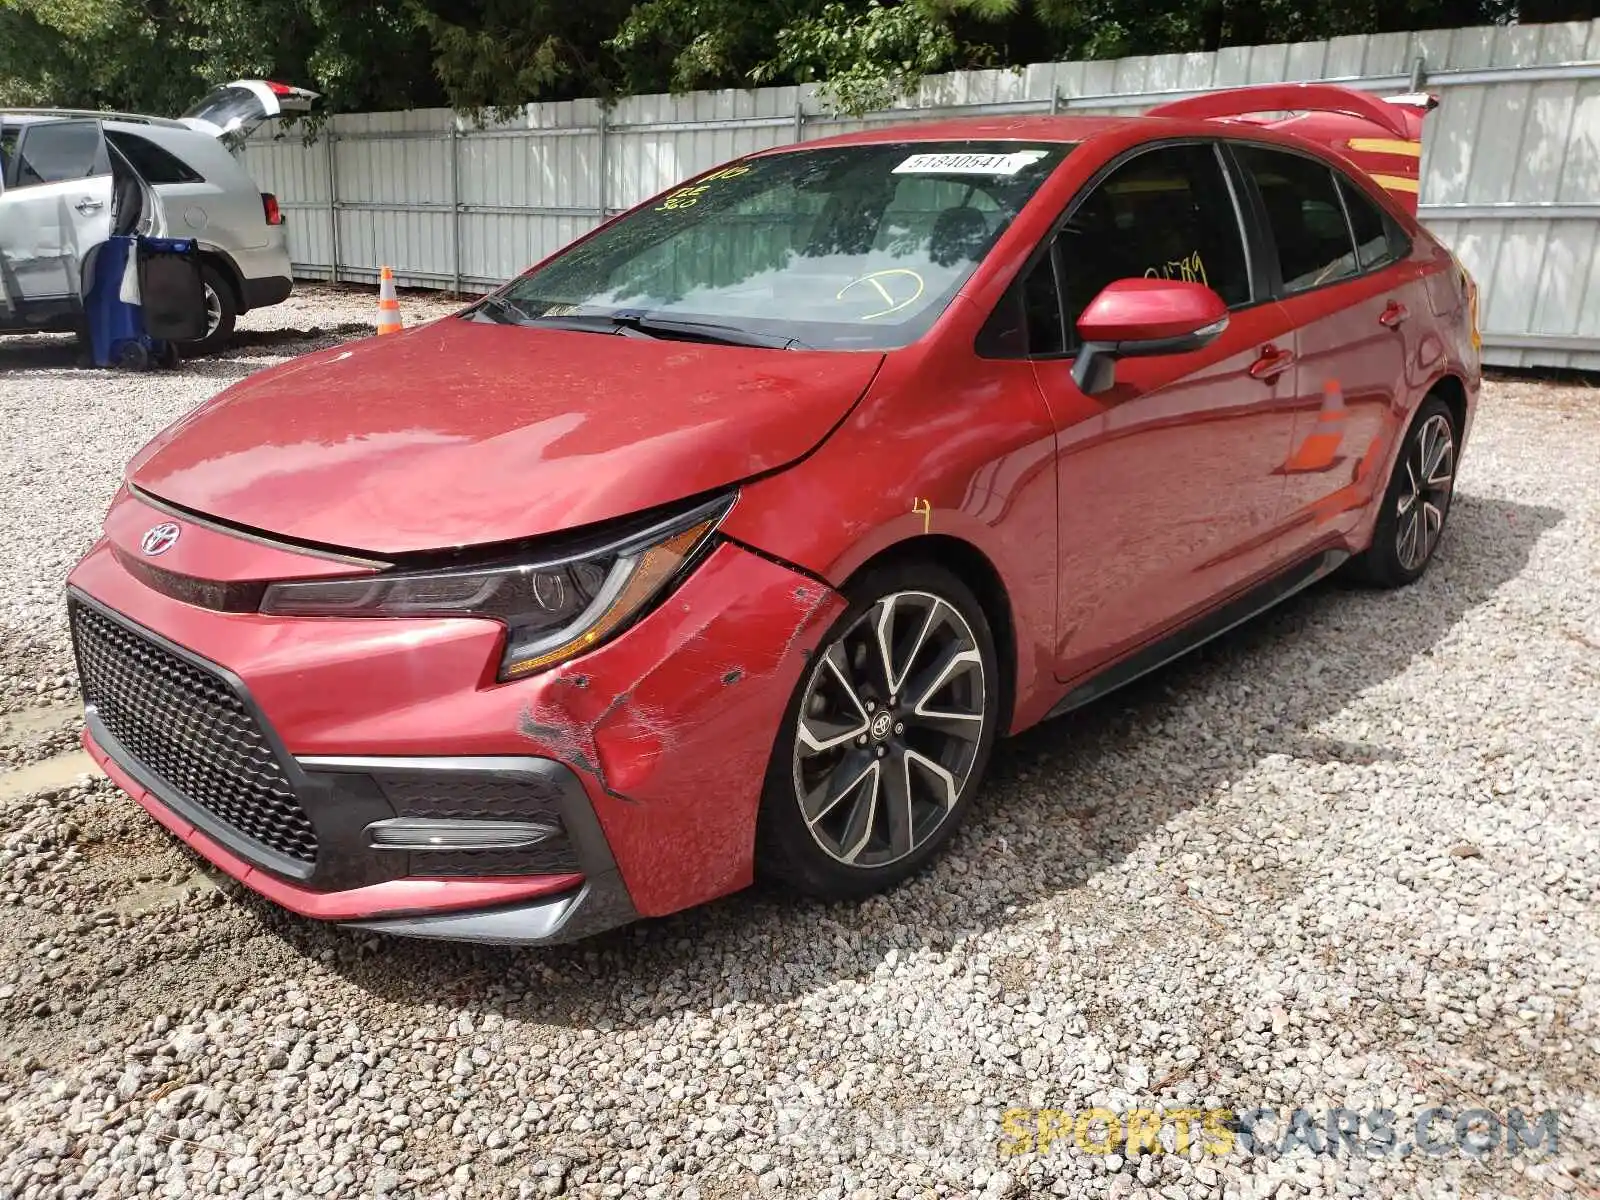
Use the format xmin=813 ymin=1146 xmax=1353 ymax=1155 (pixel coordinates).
xmin=756 ymin=562 xmax=1001 ymax=900
xmin=1349 ymin=395 xmax=1458 ymax=587
xmin=182 ymin=263 xmax=237 ymax=356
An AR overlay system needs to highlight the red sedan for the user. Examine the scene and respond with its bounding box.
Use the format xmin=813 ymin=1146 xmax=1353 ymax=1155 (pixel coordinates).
xmin=68 ymin=84 xmax=1479 ymax=943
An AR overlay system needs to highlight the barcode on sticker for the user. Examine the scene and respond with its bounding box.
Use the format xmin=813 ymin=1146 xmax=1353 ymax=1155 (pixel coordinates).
xmin=892 ymin=150 xmax=1049 ymax=176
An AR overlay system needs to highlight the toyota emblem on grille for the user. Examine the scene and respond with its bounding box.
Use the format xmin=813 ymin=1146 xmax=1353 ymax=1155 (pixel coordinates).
xmin=140 ymin=522 xmax=181 ymax=556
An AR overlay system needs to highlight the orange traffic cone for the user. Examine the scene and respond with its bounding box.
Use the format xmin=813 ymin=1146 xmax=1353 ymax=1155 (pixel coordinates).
xmin=376 ymin=266 xmax=402 ymax=335
xmin=1283 ymin=378 xmax=1347 ymax=473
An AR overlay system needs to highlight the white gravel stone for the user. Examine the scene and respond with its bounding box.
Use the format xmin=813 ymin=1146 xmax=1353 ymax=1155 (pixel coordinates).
xmin=1 ymin=299 xmax=1596 ymax=1199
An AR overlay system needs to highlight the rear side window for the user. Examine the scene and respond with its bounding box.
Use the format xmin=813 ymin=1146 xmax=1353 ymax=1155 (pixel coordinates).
xmin=1337 ymin=175 xmax=1408 ymax=270
xmin=1234 ymin=146 xmax=1358 ymax=294
xmin=106 ymin=131 xmax=202 ymax=185
xmin=14 ymin=121 xmax=109 ymax=188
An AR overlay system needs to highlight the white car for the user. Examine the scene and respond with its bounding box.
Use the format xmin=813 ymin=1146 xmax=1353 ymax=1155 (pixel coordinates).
xmin=0 ymin=80 xmax=316 ymax=354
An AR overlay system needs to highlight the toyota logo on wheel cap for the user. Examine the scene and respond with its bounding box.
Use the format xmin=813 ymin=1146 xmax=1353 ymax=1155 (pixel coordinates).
xmin=140 ymin=522 xmax=181 ymax=557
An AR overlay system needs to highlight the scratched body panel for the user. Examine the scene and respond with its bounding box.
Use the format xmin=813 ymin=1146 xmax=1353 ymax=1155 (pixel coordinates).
xmin=517 ymin=543 xmax=844 ymax=915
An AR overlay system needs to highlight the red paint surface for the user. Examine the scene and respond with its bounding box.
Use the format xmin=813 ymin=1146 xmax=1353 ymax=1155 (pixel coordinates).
xmin=128 ymin=320 xmax=883 ymax=555
xmin=70 ymin=538 xmax=840 ymax=918
xmin=72 ymin=86 xmax=1480 ymax=933
xmin=1076 ymin=278 xmax=1230 ymax=343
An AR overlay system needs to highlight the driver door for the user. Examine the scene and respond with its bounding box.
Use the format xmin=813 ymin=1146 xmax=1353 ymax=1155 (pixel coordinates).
xmin=1019 ymin=142 xmax=1303 ymax=684
xmin=0 ymin=120 xmax=112 ymax=326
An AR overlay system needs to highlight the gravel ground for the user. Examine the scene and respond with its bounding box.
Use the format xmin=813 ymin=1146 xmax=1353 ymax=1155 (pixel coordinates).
xmin=0 ymin=290 xmax=1596 ymax=1200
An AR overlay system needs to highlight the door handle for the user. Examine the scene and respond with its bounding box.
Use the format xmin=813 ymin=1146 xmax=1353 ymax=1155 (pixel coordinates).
xmin=1379 ymin=300 xmax=1409 ymax=328
xmin=74 ymin=198 xmax=105 ymax=214
xmin=1249 ymin=344 xmax=1295 ymax=382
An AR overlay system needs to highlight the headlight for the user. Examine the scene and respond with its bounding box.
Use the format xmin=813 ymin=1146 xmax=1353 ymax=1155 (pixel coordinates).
xmin=260 ymin=496 xmax=731 ymax=680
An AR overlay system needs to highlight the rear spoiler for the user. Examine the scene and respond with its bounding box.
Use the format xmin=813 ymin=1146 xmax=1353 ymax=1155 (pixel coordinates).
xmin=1147 ymin=83 xmax=1439 ymax=215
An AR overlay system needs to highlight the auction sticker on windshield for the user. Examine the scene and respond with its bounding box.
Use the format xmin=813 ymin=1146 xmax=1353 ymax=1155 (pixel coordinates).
xmin=892 ymin=149 xmax=1050 ymax=175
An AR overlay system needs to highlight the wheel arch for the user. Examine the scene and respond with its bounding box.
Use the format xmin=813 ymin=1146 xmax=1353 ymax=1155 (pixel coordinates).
xmin=195 ymin=246 xmax=245 ymax=310
xmin=836 ymin=533 xmax=1019 ymax=735
xmin=1427 ymin=371 xmax=1470 ymax=446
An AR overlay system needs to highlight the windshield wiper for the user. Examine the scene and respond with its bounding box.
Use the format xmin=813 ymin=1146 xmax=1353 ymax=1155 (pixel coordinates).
xmin=614 ymin=313 xmax=808 ymax=350
xmin=468 ymin=294 xmax=535 ymax=325
xmin=471 ymin=301 xmax=805 ymax=349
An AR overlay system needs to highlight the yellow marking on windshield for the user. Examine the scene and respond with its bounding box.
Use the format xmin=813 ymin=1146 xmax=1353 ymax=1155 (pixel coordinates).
xmin=836 ymin=269 xmax=926 ymax=320
xmin=654 ymin=164 xmax=753 ymax=212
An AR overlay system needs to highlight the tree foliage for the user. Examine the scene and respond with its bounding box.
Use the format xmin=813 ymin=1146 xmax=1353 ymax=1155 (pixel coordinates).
xmin=0 ymin=0 xmax=1573 ymax=120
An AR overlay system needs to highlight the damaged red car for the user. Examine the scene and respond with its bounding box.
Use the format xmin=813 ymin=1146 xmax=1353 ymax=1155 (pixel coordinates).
xmin=68 ymin=84 xmax=1480 ymax=943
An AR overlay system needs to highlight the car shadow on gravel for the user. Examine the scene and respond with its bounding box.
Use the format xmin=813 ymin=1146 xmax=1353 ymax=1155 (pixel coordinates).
xmin=253 ymin=493 xmax=1563 ymax=1026
xmin=0 ymin=326 xmax=367 ymax=375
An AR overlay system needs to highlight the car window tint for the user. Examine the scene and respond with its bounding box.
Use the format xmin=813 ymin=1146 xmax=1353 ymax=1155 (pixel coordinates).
xmin=1056 ymin=143 xmax=1251 ymax=346
xmin=106 ymin=131 xmax=201 ymax=185
xmin=1337 ymin=175 xmax=1401 ymax=271
xmin=1236 ymin=146 xmax=1359 ymax=293
xmin=0 ymin=126 xmax=19 ymax=188
xmin=16 ymin=121 xmax=109 ymax=187
xmin=976 ymin=245 xmax=1067 ymax=359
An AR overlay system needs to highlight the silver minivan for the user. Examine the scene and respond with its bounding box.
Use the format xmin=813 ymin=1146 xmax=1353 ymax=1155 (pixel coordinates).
xmin=0 ymin=80 xmax=317 ymax=354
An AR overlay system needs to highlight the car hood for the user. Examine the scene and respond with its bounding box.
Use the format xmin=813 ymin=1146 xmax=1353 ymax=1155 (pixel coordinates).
xmin=129 ymin=318 xmax=883 ymax=557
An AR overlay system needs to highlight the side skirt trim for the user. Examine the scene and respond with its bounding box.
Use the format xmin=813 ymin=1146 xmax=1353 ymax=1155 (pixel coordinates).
xmin=1046 ymin=548 xmax=1348 ymax=720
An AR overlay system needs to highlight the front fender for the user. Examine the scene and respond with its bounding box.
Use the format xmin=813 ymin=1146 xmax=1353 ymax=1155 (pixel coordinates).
xmin=720 ymin=340 xmax=1063 ymax=733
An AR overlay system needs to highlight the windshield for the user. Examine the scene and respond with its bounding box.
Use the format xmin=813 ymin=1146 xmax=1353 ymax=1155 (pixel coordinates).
xmin=492 ymin=141 xmax=1073 ymax=350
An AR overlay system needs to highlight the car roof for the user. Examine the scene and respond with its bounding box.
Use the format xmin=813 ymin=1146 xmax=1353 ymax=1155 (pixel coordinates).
xmin=1 ymin=113 xmax=67 ymax=128
xmin=1 ymin=108 xmax=187 ymax=130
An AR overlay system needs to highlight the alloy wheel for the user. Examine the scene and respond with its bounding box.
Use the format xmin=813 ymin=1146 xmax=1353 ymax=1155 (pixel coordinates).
xmin=1395 ymin=413 xmax=1455 ymax=572
xmin=203 ymin=283 xmax=223 ymax=340
xmin=792 ymin=591 xmax=986 ymax=868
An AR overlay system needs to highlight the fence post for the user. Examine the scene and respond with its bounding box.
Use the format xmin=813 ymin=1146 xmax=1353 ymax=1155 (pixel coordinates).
xmin=794 ymin=92 xmax=805 ymax=144
xmin=450 ymin=123 xmax=462 ymax=296
xmin=325 ymin=129 xmax=341 ymax=284
xmin=598 ymin=103 xmax=609 ymax=222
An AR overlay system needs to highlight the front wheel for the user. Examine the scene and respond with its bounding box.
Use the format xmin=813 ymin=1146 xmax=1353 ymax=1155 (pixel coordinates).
xmin=1348 ymin=395 xmax=1459 ymax=587
xmin=756 ymin=563 xmax=1002 ymax=900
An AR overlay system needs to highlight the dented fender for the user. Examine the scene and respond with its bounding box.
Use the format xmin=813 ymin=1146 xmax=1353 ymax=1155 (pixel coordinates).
xmin=517 ymin=541 xmax=845 ymax=916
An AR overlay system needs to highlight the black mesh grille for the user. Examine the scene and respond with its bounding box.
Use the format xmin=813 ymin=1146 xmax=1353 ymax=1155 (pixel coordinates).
xmin=372 ymin=770 xmax=580 ymax=875
xmin=70 ymin=600 xmax=318 ymax=865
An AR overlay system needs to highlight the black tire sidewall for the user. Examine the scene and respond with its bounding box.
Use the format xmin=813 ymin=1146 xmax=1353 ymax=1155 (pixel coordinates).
xmin=755 ymin=561 xmax=1002 ymax=900
xmin=184 ymin=264 xmax=237 ymax=357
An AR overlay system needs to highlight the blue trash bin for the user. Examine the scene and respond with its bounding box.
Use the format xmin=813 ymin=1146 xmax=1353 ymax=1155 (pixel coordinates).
xmin=83 ymin=235 xmax=194 ymax=369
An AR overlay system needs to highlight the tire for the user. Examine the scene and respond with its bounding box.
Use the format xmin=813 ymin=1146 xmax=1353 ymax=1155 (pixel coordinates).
xmin=1347 ymin=395 xmax=1459 ymax=588
xmin=114 ymin=341 xmax=150 ymax=371
xmin=182 ymin=263 xmax=238 ymax=357
xmin=755 ymin=561 xmax=1002 ymax=900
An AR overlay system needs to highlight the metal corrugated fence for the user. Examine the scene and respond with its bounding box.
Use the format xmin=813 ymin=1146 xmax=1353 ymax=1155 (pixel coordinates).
xmin=241 ymin=18 xmax=1600 ymax=370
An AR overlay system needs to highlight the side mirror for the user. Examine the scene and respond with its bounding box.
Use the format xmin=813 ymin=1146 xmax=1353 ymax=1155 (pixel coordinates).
xmin=1072 ymin=278 xmax=1230 ymax=396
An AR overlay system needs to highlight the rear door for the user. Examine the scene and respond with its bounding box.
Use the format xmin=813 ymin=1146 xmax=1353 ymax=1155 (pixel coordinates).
xmin=1230 ymin=143 xmax=1422 ymax=553
xmin=179 ymin=80 xmax=319 ymax=138
xmin=0 ymin=119 xmax=112 ymax=320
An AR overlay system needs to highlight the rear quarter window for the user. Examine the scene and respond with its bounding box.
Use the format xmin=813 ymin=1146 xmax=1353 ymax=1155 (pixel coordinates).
xmin=106 ymin=131 xmax=203 ymax=185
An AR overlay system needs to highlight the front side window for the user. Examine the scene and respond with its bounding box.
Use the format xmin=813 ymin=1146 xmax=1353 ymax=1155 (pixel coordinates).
xmin=493 ymin=142 xmax=1072 ymax=350
xmin=14 ymin=121 xmax=109 ymax=189
xmin=980 ymin=143 xmax=1252 ymax=358
xmin=1056 ymin=143 xmax=1251 ymax=344
xmin=1235 ymin=146 xmax=1359 ymax=294
xmin=0 ymin=126 xmax=19 ymax=189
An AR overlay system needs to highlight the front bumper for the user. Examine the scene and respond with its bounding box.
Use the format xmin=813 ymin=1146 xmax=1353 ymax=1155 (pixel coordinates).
xmin=67 ymin=492 xmax=844 ymax=942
